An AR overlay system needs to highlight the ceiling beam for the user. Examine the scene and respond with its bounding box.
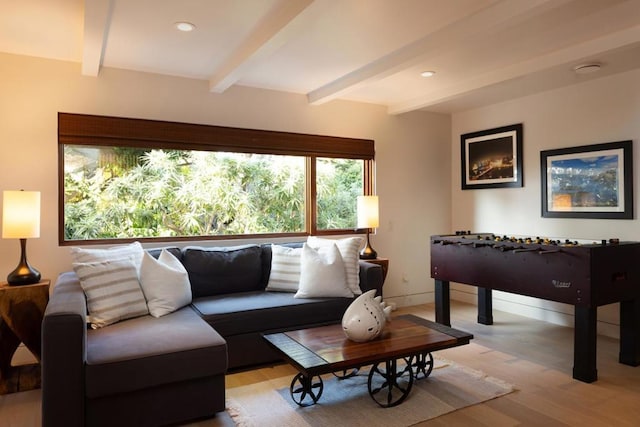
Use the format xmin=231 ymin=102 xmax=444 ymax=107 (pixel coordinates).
xmin=208 ymin=0 xmax=313 ymax=93
xmin=81 ymin=0 xmax=113 ymax=76
xmin=388 ymin=24 xmax=640 ymax=115
xmin=306 ymin=0 xmax=568 ymax=106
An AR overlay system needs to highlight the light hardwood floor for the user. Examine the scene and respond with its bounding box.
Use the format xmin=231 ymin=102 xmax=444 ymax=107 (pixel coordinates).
xmin=2 ymin=301 xmax=639 ymax=426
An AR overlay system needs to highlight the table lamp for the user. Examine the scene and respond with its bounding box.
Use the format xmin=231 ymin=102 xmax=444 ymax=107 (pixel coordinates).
xmin=357 ymin=195 xmax=379 ymax=259
xmin=2 ymin=190 xmax=41 ymax=285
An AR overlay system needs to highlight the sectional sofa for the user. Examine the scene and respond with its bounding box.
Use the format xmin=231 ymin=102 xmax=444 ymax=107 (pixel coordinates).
xmin=41 ymin=241 xmax=384 ymax=427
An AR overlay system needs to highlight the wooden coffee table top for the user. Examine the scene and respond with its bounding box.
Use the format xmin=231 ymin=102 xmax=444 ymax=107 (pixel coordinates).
xmin=263 ymin=314 xmax=473 ymax=377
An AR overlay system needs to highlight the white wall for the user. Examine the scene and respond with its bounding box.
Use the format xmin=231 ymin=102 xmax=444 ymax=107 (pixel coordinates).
xmin=451 ymin=69 xmax=640 ymax=338
xmin=0 ymin=52 xmax=451 ymax=306
xmin=4 ymin=52 xmax=636 ymax=341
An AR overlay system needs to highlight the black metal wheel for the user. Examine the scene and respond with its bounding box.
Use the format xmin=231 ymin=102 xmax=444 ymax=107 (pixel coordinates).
xmin=290 ymin=373 xmax=323 ymax=407
xmin=332 ymin=367 xmax=360 ymax=379
xmin=411 ymin=352 xmax=434 ymax=379
xmin=367 ymin=358 xmax=414 ymax=407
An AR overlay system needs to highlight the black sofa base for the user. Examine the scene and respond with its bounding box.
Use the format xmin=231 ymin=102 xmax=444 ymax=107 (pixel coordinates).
xmin=86 ymin=375 xmax=225 ymax=427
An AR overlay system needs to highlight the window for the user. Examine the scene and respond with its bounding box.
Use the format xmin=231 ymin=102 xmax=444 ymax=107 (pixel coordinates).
xmin=316 ymin=158 xmax=364 ymax=230
xmin=58 ymin=113 xmax=374 ymax=244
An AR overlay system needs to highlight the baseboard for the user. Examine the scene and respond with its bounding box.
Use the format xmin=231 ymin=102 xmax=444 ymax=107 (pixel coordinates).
xmin=450 ymin=288 xmax=620 ymax=339
xmin=385 ymin=292 xmax=433 ymax=309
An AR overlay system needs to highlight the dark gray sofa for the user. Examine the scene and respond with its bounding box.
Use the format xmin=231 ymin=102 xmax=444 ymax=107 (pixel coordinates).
xmin=42 ymin=242 xmax=384 ymax=427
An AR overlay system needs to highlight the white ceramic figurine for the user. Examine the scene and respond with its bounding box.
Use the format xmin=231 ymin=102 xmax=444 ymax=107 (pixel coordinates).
xmin=342 ymin=289 xmax=392 ymax=342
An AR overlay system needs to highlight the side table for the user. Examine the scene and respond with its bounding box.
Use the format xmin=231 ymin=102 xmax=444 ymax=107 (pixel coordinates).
xmin=363 ymin=258 xmax=389 ymax=283
xmin=0 ymin=279 xmax=50 ymax=394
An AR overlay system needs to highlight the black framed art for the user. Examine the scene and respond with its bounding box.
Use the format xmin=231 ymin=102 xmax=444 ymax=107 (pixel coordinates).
xmin=461 ymin=123 xmax=523 ymax=190
xmin=541 ymin=140 xmax=633 ymax=219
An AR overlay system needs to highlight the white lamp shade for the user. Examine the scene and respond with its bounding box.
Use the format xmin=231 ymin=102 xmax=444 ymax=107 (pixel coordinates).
xmin=2 ymin=190 xmax=41 ymax=239
xmin=357 ymin=195 xmax=379 ymax=228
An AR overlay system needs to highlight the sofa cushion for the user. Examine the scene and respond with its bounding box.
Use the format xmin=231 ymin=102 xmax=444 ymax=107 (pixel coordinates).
xmin=191 ymin=291 xmax=353 ymax=337
xmin=307 ymin=236 xmax=364 ymax=295
xmin=139 ymin=250 xmax=192 ymax=318
xmin=260 ymin=242 xmax=304 ymax=287
xmin=146 ymin=246 xmax=183 ymax=262
xmin=70 ymin=241 xmax=145 ymax=273
xmin=295 ymin=243 xmax=352 ymax=298
xmin=73 ymin=258 xmax=149 ymax=329
xmin=265 ymin=244 xmax=302 ymax=292
xmin=182 ymin=245 xmax=263 ymax=298
xmin=85 ymin=307 xmax=227 ymax=399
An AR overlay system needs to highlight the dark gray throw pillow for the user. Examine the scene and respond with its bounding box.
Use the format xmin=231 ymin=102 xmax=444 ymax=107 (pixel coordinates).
xmin=182 ymin=245 xmax=263 ymax=298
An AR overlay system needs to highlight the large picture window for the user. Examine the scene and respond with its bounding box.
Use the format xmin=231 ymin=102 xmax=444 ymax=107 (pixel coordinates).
xmin=58 ymin=113 xmax=374 ymax=245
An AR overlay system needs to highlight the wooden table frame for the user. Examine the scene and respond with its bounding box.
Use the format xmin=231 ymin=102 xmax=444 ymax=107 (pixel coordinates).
xmin=0 ymin=280 xmax=50 ymax=393
xmin=435 ymin=280 xmax=640 ymax=383
xmin=263 ymin=314 xmax=473 ymax=407
xmin=431 ymin=234 xmax=640 ymax=383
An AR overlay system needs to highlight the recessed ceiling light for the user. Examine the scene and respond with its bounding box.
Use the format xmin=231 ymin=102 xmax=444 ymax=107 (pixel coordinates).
xmin=420 ymin=70 xmax=436 ymax=78
xmin=573 ymin=63 xmax=601 ymax=74
xmin=174 ymin=21 xmax=196 ymax=32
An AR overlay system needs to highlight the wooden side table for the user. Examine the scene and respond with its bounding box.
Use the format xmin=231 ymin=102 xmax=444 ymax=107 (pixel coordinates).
xmin=0 ymin=279 xmax=50 ymax=394
xmin=362 ymin=258 xmax=389 ymax=283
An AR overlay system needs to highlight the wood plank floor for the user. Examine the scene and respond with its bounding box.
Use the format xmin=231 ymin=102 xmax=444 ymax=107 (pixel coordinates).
xmin=2 ymin=300 xmax=639 ymax=426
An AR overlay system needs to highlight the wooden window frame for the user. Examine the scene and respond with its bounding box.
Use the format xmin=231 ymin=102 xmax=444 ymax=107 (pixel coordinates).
xmin=58 ymin=113 xmax=375 ymax=245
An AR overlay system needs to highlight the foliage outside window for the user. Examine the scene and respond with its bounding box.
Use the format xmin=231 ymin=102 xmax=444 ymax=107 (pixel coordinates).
xmin=316 ymin=158 xmax=365 ymax=230
xmin=58 ymin=113 xmax=374 ymax=244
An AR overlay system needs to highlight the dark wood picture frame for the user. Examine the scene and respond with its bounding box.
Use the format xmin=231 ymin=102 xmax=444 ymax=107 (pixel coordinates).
xmin=541 ymin=140 xmax=633 ymax=219
xmin=461 ymin=123 xmax=523 ymax=190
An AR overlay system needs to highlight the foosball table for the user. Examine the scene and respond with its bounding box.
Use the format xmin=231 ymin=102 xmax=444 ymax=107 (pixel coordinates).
xmin=430 ymin=232 xmax=640 ymax=383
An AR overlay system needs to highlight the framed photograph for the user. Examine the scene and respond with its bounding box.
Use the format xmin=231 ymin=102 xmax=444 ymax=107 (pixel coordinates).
xmin=461 ymin=123 xmax=523 ymax=190
xmin=541 ymin=140 xmax=633 ymax=219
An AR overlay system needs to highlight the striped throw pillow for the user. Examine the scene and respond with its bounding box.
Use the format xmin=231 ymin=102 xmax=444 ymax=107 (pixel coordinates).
xmin=307 ymin=236 xmax=364 ymax=295
xmin=70 ymin=241 xmax=145 ymax=274
xmin=266 ymin=244 xmax=302 ymax=292
xmin=73 ymin=258 xmax=149 ymax=329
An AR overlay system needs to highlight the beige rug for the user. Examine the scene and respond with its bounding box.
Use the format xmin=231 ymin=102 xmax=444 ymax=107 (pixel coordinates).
xmin=226 ymin=358 xmax=515 ymax=427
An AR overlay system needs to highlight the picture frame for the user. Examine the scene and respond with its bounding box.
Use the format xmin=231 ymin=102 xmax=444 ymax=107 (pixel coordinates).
xmin=540 ymin=140 xmax=633 ymax=219
xmin=461 ymin=123 xmax=523 ymax=190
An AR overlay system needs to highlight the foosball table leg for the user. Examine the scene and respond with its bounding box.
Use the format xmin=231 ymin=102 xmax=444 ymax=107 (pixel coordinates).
xmin=435 ymin=280 xmax=450 ymax=326
xmin=477 ymin=287 xmax=493 ymax=325
xmin=573 ymin=306 xmax=597 ymax=383
xmin=619 ymin=298 xmax=640 ymax=367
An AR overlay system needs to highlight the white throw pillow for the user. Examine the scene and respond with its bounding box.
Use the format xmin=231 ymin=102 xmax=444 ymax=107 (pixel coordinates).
xmin=266 ymin=244 xmax=302 ymax=292
xmin=139 ymin=250 xmax=192 ymax=318
xmin=307 ymin=236 xmax=364 ymax=295
xmin=295 ymin=243 xmax=353 ymax=299
xmin=73 ymin=257 xmax=149 ymax=329
xmin=70 ymin=241 xmax=144 ymax=273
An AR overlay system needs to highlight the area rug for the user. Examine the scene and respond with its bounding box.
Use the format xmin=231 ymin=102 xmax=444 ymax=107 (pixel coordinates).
xmin=226 ymin=357 xmax=515 ymax=427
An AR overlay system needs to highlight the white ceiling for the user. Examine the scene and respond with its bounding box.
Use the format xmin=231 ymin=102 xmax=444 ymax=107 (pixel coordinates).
xmin=2 ymin=0 xmax=640 ymax=114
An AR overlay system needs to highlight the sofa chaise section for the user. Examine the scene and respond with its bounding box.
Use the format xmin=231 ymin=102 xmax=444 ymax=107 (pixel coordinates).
xmin=42 ymin=272 xmax=227 ymax=427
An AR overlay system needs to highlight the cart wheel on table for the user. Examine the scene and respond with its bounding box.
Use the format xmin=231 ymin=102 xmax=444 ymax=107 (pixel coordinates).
xmin=333 ymin=367 xmax=360 ymax=379
xmin=411 ymin=352 xmax=434 ymax=379
xmin=290 ymin=373 xmax=323 ymax=407
xmin=367 ymin=358 xmax=414 ymax=407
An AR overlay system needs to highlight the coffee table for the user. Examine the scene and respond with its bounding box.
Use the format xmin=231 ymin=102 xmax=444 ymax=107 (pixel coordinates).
xmin=263 ymin=314 xmax=473 ymax=407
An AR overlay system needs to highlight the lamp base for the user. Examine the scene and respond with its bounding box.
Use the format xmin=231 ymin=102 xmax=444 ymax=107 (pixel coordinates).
xmin=7 ymin=266 xmax=41 ymax=286
xmin=359 ymin=230 xmax=378 ymax=260
xmin=359 ymin=246 xmax=377 ymax=259
xmin=7 ymin=239 xmax=41 ymax=286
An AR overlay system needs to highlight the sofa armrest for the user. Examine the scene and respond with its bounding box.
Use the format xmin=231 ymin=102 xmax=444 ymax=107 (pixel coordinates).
xmin=358 ymin=261 xmax=384 ymax=298
xmin=42 ymin=272 xmax=88 ymax=427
